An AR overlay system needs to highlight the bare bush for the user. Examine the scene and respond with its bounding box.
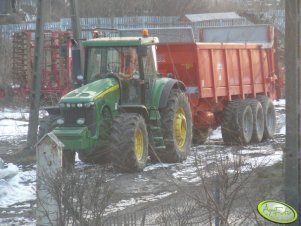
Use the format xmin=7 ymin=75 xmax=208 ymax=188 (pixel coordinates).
xmin=190 ymin=151 xmax=263 ymax=226
xmin=37 ymin=167 xmax=113 ymax=226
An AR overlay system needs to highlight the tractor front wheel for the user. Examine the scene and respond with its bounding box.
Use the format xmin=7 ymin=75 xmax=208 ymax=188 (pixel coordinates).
xmin=110 ymin=113 xmax=148 ymax=172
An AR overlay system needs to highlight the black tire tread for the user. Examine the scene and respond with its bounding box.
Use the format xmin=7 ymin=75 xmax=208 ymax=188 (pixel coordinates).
xmin=159 ymin=89 xmax=192 ymax=162
xmin=110 ymin=113 xmax=148 ymax=172
xmin=256 ymin=95 xmax=276 ymax=140
xmin=247 ymin=99 xmax=264 ymax=143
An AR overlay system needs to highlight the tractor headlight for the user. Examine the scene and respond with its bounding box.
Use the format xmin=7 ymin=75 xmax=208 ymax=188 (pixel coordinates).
xmin=84 ymin=102 xmax=94 ymax=108
xmin=57 ymin=118 xmax=64 ymax=125
xmin=66 ymin=103 xmax=71 ymax=108
xmin=77 ymin=103 xmax=83 ymax=108
xmin=76 ymin=118 xmax=85 ymax=125
xmin=84 ymin=103 xmax=90 ymax=108
xmin=59 ymin=103 xmax=65 ymax=108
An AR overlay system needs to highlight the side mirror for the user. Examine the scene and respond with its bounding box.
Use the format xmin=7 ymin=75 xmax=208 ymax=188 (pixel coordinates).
xmin=137 ymin=45 xmax=147 ymax=57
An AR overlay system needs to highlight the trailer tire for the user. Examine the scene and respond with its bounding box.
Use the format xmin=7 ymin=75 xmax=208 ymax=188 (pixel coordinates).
xmin=159 ymin=89 xmax=192 ymax=162
xmin=221 ymin=100 xmax=253 ymax=145
xmin=257 ymin=95 xmax=276 ymax=140
xmin=193 ymin=128 xmax=209 ymax=145
xmin=38 ymin=115 xmax=60 ymax=140
xmin=110 ymin=113 xmax=148 ymax=172
xmin=221 ymin=100 xmax=240 ymax=144
xmin=237 ymin=102 xmax=254 ymax=144
xmin=247 ymin=99 xmax=264 ymax=143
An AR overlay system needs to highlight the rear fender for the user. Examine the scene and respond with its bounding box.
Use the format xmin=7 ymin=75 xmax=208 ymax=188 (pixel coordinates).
xmin=150 ymin=78 xmax=186 ymax=110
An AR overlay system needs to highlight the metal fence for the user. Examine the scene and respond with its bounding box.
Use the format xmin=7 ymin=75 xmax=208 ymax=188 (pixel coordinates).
xmin=0 ymin=16 xmax=251 ymax=40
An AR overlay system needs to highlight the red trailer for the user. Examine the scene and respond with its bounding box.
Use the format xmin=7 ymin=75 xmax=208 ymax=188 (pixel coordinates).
xmin=157 ymin=25 xmax=281 ymax=145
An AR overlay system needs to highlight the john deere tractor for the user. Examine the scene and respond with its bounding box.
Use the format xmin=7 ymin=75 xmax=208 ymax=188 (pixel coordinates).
xmin=39 ymin=32 xmax=192 ymax=172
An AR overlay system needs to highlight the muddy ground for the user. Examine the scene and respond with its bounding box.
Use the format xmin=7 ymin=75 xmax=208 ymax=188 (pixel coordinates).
xmin=0 ymin=103 xmax=286 ymax=225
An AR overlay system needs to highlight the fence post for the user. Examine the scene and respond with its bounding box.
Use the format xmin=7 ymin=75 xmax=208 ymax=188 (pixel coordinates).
xmin=36 ymin=132 xmax=63 ymax=226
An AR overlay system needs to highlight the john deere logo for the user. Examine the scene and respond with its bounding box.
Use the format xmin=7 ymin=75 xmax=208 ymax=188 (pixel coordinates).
xmin=257 ymin=200 xmax=298 ymax=224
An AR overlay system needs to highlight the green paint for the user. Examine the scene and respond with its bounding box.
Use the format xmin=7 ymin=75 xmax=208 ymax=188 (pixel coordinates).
xmin=60 ymin=78 xmax=119 ymax=103
xmin=257 ymin=200 xmax=298 ymax=224
xmin=53 ymin=127 xmax=95 ymax=150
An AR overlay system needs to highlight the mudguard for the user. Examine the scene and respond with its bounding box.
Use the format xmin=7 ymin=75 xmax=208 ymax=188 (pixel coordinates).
xmin=150 ymin=78 xmax=186 ymax=110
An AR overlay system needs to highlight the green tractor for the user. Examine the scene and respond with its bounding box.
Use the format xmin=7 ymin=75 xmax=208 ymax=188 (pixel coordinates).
xmin=39 ymin=33 xmax=192 ymax=172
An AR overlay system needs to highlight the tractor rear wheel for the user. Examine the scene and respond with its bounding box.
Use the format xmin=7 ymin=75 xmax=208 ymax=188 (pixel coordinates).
xmin=247 ymin=99 xmax=264 ymax=143
xmin=192 ymin=128 xmax=209 ymax=145
xmin=110 ymin=113 xmax=148 ymax=172
xmin=159 ymin=89 xmax=192 ymax=162
xmin=257 ymin=95 xmax=276 ymax=140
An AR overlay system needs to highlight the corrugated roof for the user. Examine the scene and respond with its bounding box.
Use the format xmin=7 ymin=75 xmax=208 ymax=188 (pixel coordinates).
xmin=184 ymin=12 xmax=242 ymax=22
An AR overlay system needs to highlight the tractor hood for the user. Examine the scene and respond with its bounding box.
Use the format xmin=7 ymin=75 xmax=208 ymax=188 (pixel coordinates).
xmin=60 ymin=78 xmax=119 ymax=103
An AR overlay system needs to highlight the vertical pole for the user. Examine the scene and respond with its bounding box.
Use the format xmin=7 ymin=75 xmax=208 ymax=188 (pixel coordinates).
xmin=284 ymin=0 xmax=300 ymax=225
xmin=69 ymin=0 xmax=83 ymax=76
xmin=26 ymin=0 xmax=45 ymax=152
xmin=69 ymin=0 xmax=81 ymax=42
xmin=214 ymin=174 xmax=220 ymax=226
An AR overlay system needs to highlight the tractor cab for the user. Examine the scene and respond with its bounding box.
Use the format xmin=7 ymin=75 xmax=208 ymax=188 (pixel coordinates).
xmin=81 ymin=35 xmax=159 ymax=106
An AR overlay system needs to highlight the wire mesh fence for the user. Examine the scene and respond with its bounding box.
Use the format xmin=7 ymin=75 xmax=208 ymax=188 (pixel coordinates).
xmin=0 ymin=15 xmax=253 ymax=40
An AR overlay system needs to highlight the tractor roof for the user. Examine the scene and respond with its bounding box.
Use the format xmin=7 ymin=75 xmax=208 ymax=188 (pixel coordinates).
xmin=83 ymin=37 xmax=159 ymax=47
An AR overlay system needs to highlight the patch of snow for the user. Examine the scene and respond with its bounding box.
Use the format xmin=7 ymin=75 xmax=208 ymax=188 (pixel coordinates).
xmin=144 ymin=163 xmax=174 ymax=172
xmin=0 ymin=164 xmax=36 ymax=208
xmin=274 ymin=99 xmax=285 ymax=106
xmin=208 ymin=127 xmax=222 ymax=140
xmin=0 ymin=163 xmax=19 ymax=180
xmin=242 ymin=151 xmax=283 ymax=170
xmin=104 ymin=191 xmax=176 ymax=215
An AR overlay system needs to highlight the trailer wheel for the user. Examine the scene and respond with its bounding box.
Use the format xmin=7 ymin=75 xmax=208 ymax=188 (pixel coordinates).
xmin=221 ymin=100 xmax=240 ymax=144
xmin=38 ymin=115 xmax=60 ymax=140
xmin=237 ymin=102 xmax=254 ymax=144
xmin=221 ymin=100 xmax=253 ymax=145
xmin=110 ymin=113 xmax=148 ymax=172
xmin=257 ymin=95 xmax=276 ymax=140
xmin=247 ymin=99 xmax=264 ymax=143
xmin=159 ymin=89 xmax=192 ymax=162
xmin=192 ymin=128 xmax=209 ymax=145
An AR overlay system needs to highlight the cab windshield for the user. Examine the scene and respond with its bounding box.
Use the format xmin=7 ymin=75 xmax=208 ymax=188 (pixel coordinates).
xmin=86 ymin=47 xmax=139 ymax=82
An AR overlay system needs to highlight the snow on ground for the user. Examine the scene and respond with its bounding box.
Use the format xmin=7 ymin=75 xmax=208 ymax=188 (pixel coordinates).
xmin=0 ymin=165 xmax=36 ymax=208
xmin=0 ymin=100 xmax=286 ymax=224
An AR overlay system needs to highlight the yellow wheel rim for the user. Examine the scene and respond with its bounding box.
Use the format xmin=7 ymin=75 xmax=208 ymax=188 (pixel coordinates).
xmin=135 ymin=128 xmax=144 ymax=161
xmin=174 ymin=107 xmax=187 ymax=149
